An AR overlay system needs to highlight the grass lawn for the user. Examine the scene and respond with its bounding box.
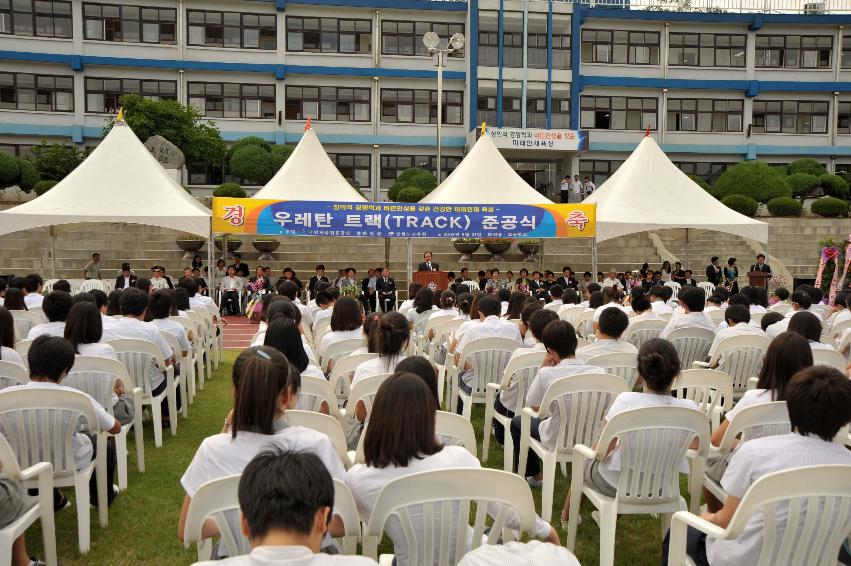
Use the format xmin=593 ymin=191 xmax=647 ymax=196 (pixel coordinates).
xmin=25 ymin=350 xmax=675 ymax=565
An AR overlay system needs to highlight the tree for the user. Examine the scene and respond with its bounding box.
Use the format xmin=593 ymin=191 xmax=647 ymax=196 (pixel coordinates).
xmin=269 ymin=144 xmax=294 ymax=173
xmin=102 ymin=94 xmax=226 ymax=165
xmin=27 ymin=142 xmax=85 ymax=182
xmin=0 ymin=152 xmax=18 ymax=186
xmin=714 ymin=161 xmax=791 ymax=203
xmin=16 ymin=159 xmax=39 ymax=190
xmin=228 ymin=145 xmax=273 ymax=185
xmin=387 ymin=167 xmax=437 ymax=201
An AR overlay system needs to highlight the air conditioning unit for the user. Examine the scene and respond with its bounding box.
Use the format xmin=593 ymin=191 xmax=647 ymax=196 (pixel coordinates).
xmin=804 ymin=2 xmax=826 ymax=13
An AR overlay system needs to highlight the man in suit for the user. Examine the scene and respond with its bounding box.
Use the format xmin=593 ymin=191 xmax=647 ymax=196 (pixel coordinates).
xmin=706 ymin=256 xmax=722 ymax=286
xmin=249 ymin=266 xmax=272 ymax=291
xmin=455 ymin=267 xmax=471 ymax=283
xmin=361 ymin=268 xmax=377 ymax=313
xmin=750 ymin=253 xmax=771 ymax=274
xmin=556 ymin=267 xmax=578 ymax=291
xmin=230 ymin=253 xmax=249 ymax=278
xmin=418 ymin=251 xmax=439 ymax=272
xmin=682 ymin=269 xmax=698 ymax=287
xmin=307 ymin=264 xmax=329 ymax=300
xmin=376 ymin=267 xmax=397 ymax=312
xmin=115 ymin=263 xmax=137 ymax=289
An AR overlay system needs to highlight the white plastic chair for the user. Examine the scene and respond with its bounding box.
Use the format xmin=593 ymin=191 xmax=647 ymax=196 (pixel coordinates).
xmin=558 ymin=305 xmax=586 ymax=325
xmin=585 ymin=352 xmax=640 ymax=389
xmin=171 ymin=315 xmax=205 ymax=391
xmin=0 ymin=360 xmax=27 ymax=390
xmin=362 ymin=468 xmax=538 ymax=565
xmin=518 ymin=373 xmax=629 ymax=523
xmin=0 ymin=434 xmax=57 ymax=566
xmin=482 ymin=350 xmax=546 ymax=470
xmin=183 ymin=474 xmax=248 ymax=562
xmin=707 ymin=309 xmax=726 ymax=324
xmin=567 ymin=406 xmax=710 ymax=565
xmin=418 ymin=313 xmax=455 ymax=356
xmin=749 ymin=312 xmax=764 ymax=326
xmin=10 ymin=311 xmax=40 ymax=342
xmin=769 ymin=302 xmax=791 ymax=315
xmin=671 ymin=369 xmax=734 ymax=432
xmin=331 ymin=478 xmax=364 ymax=555
xmin=328 ymin=352 xmax=378 ymax=408
xmin=161 ymin=332 xmax=190 ymax=416
xmin=12 ymin=340 xmax=30 ymax=368
xmin=321 ymin=338 xmax=365 ymax=373
xmin=811 ymin=347 xmax=847 ymax=372
xmin=669 ymin=465 xmax=851 ymax=566
xmin=296 ymin=375 xmax=342 ymax=419
xmin=64 ymin=356 xmax=145 ymax=490
xmin=667 ymin=327 xmax=715 ymax=368
xmin=341 ymin=373 xmax=393 ymax=432
xmin=664 ymin=281 xmax=682 ymax=300
xmin=28 ymin=306 xmax=46 ymax=323
xmin=574 ymin=310 xmax=595 ymax=339
xmin=693 ymin=335 xmax=770 ymax=399
xmin=284 ymin=410 xmax=350 ymax=469
xmin=449 ymin=337 xmax=520 ymax=418
xmin=697 ymin=282 xmax=715 ymax=299
xmin=107 ymin=338 xmax=176 ymax=447
xmin=829 ymin=318 xmax=851 ymax=341
xmin=623 ymin=319 xmax=667 ymax=351
xmin=0 ymin=388 xmax=111 ymax=554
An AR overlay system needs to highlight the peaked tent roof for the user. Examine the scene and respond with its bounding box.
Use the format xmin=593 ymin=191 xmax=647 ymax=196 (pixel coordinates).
xmin=253 ymin=128 xmax=367 ymax=202
xmin=0 ymin=121 xmax=211 ymax=237
xmin=420 ymin=134 xmax=554 ymax=204
xmin=583 ymin=136 xmax=768 ymax=244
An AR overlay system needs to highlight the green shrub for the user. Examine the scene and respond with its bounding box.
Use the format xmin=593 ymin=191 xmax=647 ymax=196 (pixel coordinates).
xmin=212 ymin=183 xmax=247 ymax=198
xmin=811 ymin=196 xmax=849 ymax=218
xmin=16 ymin=159 xmax=39 ymax=190
xmin=688 ymin=174 xmax=713 ymax=194
xmin=714 ymin=161 xmax=791 ymax=203
xmin=817 ymin=174 xmax=850 ymax=199
xmin=721 ymin=194 xmax=759 ymax=217
xmin=228 ymin=145 xmax=272 ymax=185
xmin=33 ymin=180 xmax=58 ymax=196
xmin=229 ymin=136 xmax=270 ymax=153
xmin=396 ymin=186 xmax=427 ymax=202
xmin=770 ymin=165 xmax=788 ymax=177
xmin=766 ymin=197 xmax=802 ymax=217
xmin=0 ymin=152 xmax=19 ymax=186
xmin=786 ymin=173 xmax=821 ymax=198
xmin=787 ymin=158 xmax=828 ymax=177
xmin=269 ymin=144 xmax=294 ymax=172
xmin=27 ymin=142 xmax=85 ymax=182
xmin=387 ymin=167 xmax=437 ymax=201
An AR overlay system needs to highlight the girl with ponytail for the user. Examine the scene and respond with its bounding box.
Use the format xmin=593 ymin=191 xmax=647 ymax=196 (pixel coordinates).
xmin=454 ymin=292 xmax=473 ymax=321
xmin=351 ymin=311 xmax=409 ymax=387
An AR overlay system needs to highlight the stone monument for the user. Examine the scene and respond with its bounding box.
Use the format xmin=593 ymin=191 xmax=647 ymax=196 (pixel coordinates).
xmin=144 ymin=135 xmax=185 ymax=185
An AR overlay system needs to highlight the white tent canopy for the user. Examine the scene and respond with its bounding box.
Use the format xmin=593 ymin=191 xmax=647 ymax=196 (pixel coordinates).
xmin=0 ymin=120 xmax=211 ymax=238
xmin=420 ymin=133 xmax=554 ymax=204
xmin=253 ymin=128 xmax=367 ymax=202
xmin=583 ymin=135 xmax=768 ymax=244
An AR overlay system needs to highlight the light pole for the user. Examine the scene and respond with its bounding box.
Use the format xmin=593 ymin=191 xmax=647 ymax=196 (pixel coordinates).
xmin=423 ymin=31 xmax=465 ymax=182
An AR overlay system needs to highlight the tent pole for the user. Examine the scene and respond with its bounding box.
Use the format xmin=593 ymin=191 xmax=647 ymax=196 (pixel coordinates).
xmin=208 ymin=220 xmax=214 ymax=299
xmin=685 ymin=228 xmax=690 ymax=274
xmin=538 ymin=239 xmax=544 ymax=273
xmin=591 ymin=237 xmax=597 ymax=280
xmin=50 ymin=226 xmax=56 ymax=279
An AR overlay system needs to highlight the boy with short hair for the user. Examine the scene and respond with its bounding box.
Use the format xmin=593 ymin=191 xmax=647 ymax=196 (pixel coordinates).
xmin=659 ymin=286 xmax=716 ymax=338
xmin=577 ymin=307 xmax=637 ymax=359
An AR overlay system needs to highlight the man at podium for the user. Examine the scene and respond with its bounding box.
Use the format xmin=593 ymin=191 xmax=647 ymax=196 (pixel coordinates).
xmin=418 ymin=250 xmax=440 ymax=272
xmin=749 ymin=253 xmax=771 ymax=274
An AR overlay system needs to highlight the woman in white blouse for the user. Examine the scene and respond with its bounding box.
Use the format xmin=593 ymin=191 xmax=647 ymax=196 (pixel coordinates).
xmin=788 ymin=310 xmax=835 ymax=352
xmin=345 ymin=373 xmax=559 ymax=566
xmin=64 ymin=302 xmax=117 ymax=360
xmin=352 ymin=311 xmax=409 ymax=387
xmin=0 ymin=306 xmax=24 ymax=366
xmin=319 ymin=296 xmax=364 ymax=359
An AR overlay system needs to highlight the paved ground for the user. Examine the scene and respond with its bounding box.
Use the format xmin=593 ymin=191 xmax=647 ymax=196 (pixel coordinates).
xmin=222 ymin=314 xmax=258 ymax=350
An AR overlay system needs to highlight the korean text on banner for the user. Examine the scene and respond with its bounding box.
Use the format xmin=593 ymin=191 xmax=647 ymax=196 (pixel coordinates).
xmin=213 ymin=198 xmax=596 ymax=239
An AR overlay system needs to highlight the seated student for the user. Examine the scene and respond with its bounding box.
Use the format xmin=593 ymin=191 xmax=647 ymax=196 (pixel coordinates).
xmin=511 ymin=320 xmax=599 ymax=485
xmin=581 ymin=283 xmax=601 ymax=308
xmin=787 ymin=310 xmax=834 ymax=351
xmin=740 ymin=286 xmax=767 ymax=314
xmin=3 ymin=336 xmax=121 ymax=508
xmin=393 ymin=356 xmax=439 ymax=403
xmin=591 ymin=287 xmax=623 ymax=328
xmin=518 ymin=302 xmax=543 ymax=347
xmin=312 ymin=288 xmax=339 ymax=330
xmin=448 ymin=295 xmax=483 ymax=352
xmin=22 ymin=274 xmax=44 ymax=310
xmin=662 ymin=365 xmax=851 ymax=566
xmin=577 ymin=307 xmax=638 ymax=360
xmin=768 ymin=286 xmax=789 ymax=308
xmin=0 ymin=306 xmax=24 ymax=366
xmin=454 ymin=293 xmax=473 ymax=322
xmin=178 ymin=347 xmax=346 ymax=549
xmin=458 ymin=541 xmax=579 ymax=566
xmin=703 ymin=332 xmax=812 ymax=512
xmin=1 ymin=471 xmax=53 ymax=566
xmin=345 ymin=373 xmax=559 ymax=566
xmin=826 ymin=291 xmax=850 ymax=334
xmin=180 ymin=277 xmax=216 ymax=312
xmin=504 ymin=291 xmax=527 ymax=321
xmin=406 ymin=287 xmax=435 ymax=327
xmin=706 ymin=305 xmax=766 ymax=362
xmin=630 ymin=294 xmax=660 ymax=321
xmin=496 ymin=288 xmax=511 ymax=317
xmin=648 ymin=285 xmax=674 ymax=316
xmin=704 ymin=295 xmax=723 ymax=313
xmin=318 ymin=296 xmax=363 ymax=360
xmin=193 ymin=449 xmax=377 ymax=566
xmin=546 ymin=284 xmax=564 ymax=309
xmin=352 ymin=311 xmax=409 ymax=387
xmin=397 ymin=282 xmax=423 ymax=314
xmin=27 ymin=291 xmax=73 ymax=340
xmin=560 ymin=338 xmax=700 ymax=526
xmin=264 ymin=316 xmax=325 ymax=388
xmin=148 ymin=291 xmax=191 ymax=360
xmin=766 ymin=290 xmax=812 ymax=340
xmin=760 ymin=311 xmax=784 ymax=333
xmin=659 ymin=286 xmax=716 ymax=339
xmin=426 ymin=290 xmax=458 ymax=344
xmin=64 ymin=302 xmax=117 ymax=360
xmin=278 ymin=280 xmax=313 ymax=328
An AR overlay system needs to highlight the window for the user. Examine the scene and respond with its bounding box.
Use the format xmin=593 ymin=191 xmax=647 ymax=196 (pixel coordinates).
xmin=502 ymin=31 xmax=523 ymax=67
xmin=553 ymin=34 xmax=571 ymax=70
xmin=501 ymin=95 xmax=521 ymax=127
xmin=187 ymin=9 xmax=275 ymax=49
xmin=755 ymin=35 xmax=832 ymax=68
xmin=0 ymin=72 xmax=73 ymax=111
xmin=0 ymin=0 xmax=72 ymax=38
xmin=527 ymin=33 xmax=547 ymax=69
xmin=667 ymin=98 xmax=743 ymax=132
xmin=85 ymin=77 xmax=175 ymax=114
xmin=752 ymin=99 xmax=829 ymax=134
xmin=552 ymin=97 xmax=570 ymax=129
xmin=673 ymin=161 xmax=731 ymax=185
xmin=380 ymin=154 xmax=460 ymax=184
xmin=843 ymin=36 xmax=851 ymax=68
xmin=329 ymin=153 xmax=370 ymax=188
xmin=285 ymin=86 xmax=369 ymax=122
xmin=188 ymin=82 xmax=275 ymax=119
xmin=288 ymin=17 xmax=370 ymax=54
xmin=523 ymin=97 xmax=570 ymax=129
xmin=478 ymin=30 xmax=499 ymax=66
xmin=83 ymin=4 xmax=175 ymax=44
xmin=669 ymin=33 xmax=746 ymax=67
xmin=580 ymin=96 xmax=657 ymax=130
xmin=381 ymin=89 xmax=463 ymax=125
xmin=0 ymin=143 xmax=36 ymax=158
xmin=581 ymin=30 xmax=659 ymax=65
xmin=382 ymin=21 xmax=463 ymax=57
xmin=477 ymin=95 xmax=497 ymax=126
xmin=579 ymin=160 xmax=623 ymax=186
xmin=187 ymin=161 xmax=223 ymax=185
xmin=839 ymin=101 xmax=851 ymax=134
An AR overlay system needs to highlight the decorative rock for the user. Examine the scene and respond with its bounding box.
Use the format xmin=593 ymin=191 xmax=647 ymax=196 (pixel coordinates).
xmin=144 ymin=135 xmax=185 ymax=169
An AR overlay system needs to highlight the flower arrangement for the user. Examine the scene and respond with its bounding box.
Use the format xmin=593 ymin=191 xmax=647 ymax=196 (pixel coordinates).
xmin=248 ymin=277 xmax=266 ymax=293
xmin=451 ymin=237 xmax=480 ymax=243
xmin=815 ymin=236 xmax=851 ymax=304
xmin=340 ymin=284 xmax=360 ymax=298
xmin=768 ymin=273 xmax=788 ymax=294
xmin=481 ymin=238 xmax=514 ymax=245
xmin=177 ymin=232 xmax=205 ymax=241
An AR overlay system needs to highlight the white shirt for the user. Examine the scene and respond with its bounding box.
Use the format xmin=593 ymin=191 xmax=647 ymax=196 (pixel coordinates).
xmin=525 ymin=358 xmax=602 ymax=449
xmin=346 ymin=446 xmax=551 ymax=566
xmin=707 ymin=322 xmax=766 ymax=360
xmin=351 ymin=354 xmax=405 ymax=387
xmin=102 ymin=317 xmax=173 ymax=391
xmin=458 ymin=541 xmax=579 ymax=566
xmin=194 ymin=546 xmax=376 ymax=566
xmin=765 ymin=315 xmax=791 ymax=340
xmin=455 ymin=316 xmax=521 ymax=387
xmin=659 ymin=311 xmax=716 ymax=339
xmin=601 ymin=277 xmax=620 ymax=290
xmin=150 ymin=277 xmax=170 ymax=290
xmin=498 ymin=343 xmax=546 ymax=412
xmin=576 ymin=338 xmax=638 ymax=361
xmin=189 ymin=295 xmax=216 ymax=310
xmin=151 ymin=318 xmax=192 ymax=354
xmin=722 ymin=388 xmax=775 ymax=424
xmin=319 ymin=328 xmax=363 ymax=359
xmin=592 ymin=303 xmax=629 ymax=323
xmin=0 ymin=346 xmax=24 ymax=367
xmin=631 ymin=310 xmax=662 ymax=322
xmin=3 ymin=381 xmax=116 ymax=470
xmin=312 ymin=308 xmax=333 ymax=329
xmin=650 ymin=300 xmax=673 ymax=316
xmin=220 ymin=276 xmax=243 ymax=292
xmin=23 ymin=293 xmax=43 ymax=309
xmin=429 ymin=308 xmax=456 ymax=322
xmin=76 ymin=342 xmax=117 ymax=360
xmin=598 ymin=392 xmax=699 ymax=487
xmin=27 ymin=321 xmax=66 ymax=340
xmin=706 ymin=433 xmax=851 ymax=566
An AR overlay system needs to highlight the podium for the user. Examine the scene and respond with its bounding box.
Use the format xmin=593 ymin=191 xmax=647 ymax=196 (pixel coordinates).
xmin=413 ymin=270 xmax=448 ymax=291
xmin=747 ymin=271 xmax=771 ymax=289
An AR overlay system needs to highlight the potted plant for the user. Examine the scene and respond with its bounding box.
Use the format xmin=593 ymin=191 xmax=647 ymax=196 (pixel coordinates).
xmin=451 ymin=238 xmax=481 ymax=261
xmin=517 ymin=239 xmax=541 ymax=262
xmin=482 ymin=238 xmax=513 ymax=262
xmin=176 ymin=232 xmax=205 ymax=260
xmin=214 ymin=234 xmax=242 ymax=254
xmin=252 ymin=236 xmax=280 ymax=261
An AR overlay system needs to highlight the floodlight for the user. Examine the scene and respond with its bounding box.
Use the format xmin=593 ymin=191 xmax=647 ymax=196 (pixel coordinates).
xmin=449 ymin=33 xmax=466 ymax=50
xmin=422 ymin=31 xmax=440 ymax=50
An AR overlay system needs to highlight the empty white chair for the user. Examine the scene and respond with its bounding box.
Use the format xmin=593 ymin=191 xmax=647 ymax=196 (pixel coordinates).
xmin=664 ymin=281 xmax=682 ymax=300
xmin=811 ymin=347 xmax=847 ymax=372
xmin=623 ymin=319 xmax=667 ymax=351
xmin=518 ymin=373 xmax=628 ymax=523
xmin=667 ymin=327 xmax=715 ymax=369
xmin=693 ymin=335 xmax=770 ymax=399
xmin=0 ymin=434 xmax=57 ymax=566
xmin=0 ymin=388 xmax=111 ymax=554
xmin=0 ymin=360 xmax=27 ymax=390
xmin=671 ymin=369 xmax=734 ymax=431
xmin=697 ymin=281 xmax=715 ymax=299
xmin=449 ymin=337 xmax=519 ymax=418
xmin=668 ymin=465 xmax=851 ymax=566
xmin=585 ymin=352 xmax=640 ymax=389
xmin=567 ymin=406 xmax=710 ymax=566
xmin=321 ymin=338 xmax=365 ymax=374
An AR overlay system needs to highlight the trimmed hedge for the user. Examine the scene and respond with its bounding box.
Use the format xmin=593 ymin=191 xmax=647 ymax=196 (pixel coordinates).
xmin=212 ymin=183 xmax=247 ymax=198
xmin=33 ymin=180 xmax=58 ymax=196
xmin=818 ymin=174 xmax=850 ymax=199
xmin=811 ymin=196 xmax=849 ymax=218
xmin=228 ymin=145 xmax=272 ymax=185
xmin=688 ymin=174 xmax=713 ymax=195
xmin=787 ymin=158 xmax=828 ymax=177
xmin=387 ymin=167 xmax=437 ymax=201
xmin=396 ymin=186 xmax=428 ymax=202
xmin=721 ymin=194 xmax=759 ymax=217
xmin=269 ymin=144 xmax=294 ymax=173
xmin=766 ymin=196 xmax=802 ymax=217
xmin=0 ymin=152 xmax=19 ymax=187
xmin=16 ymin=159 xmax=39 ymax=190
xmin=714 ymin=161 xmax=791 ymax=203
xmin=770 ymin=165 xmax=788 ymax=177
xmin=229 ymin=136 xmax=270 ymax=153
xmin=786 ymin=173 xmax=821 ymax=198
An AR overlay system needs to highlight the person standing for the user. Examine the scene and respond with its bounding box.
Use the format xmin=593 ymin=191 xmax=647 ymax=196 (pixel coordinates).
xmin=582 ymin=176 xmax=596 ymax=197
xmin=83 ymin=253 xmax=102 ymax=280
xmin=418 ymin=251 xmax=439 ymax=272
xmin=230 ymin=253 xmax=249 ymax=278
xmin=724 ymin=257 xmax=739 ymax=294
xmin=749 ymin=253 xmax=771 ymax=274
xmin=560 ymin=175 xmax=571 ymax=204
xmin=705 ymin=256 xmax=722 ymax=286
